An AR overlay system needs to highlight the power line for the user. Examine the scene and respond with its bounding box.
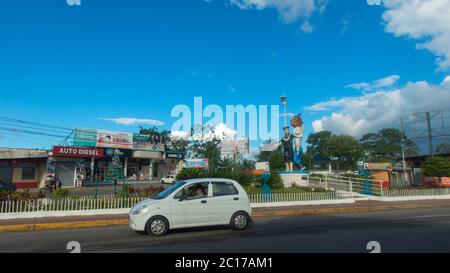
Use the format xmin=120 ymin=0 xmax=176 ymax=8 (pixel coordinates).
xmin=0 ymin=126 xmax=68 ymax=138
xmin=0 ymin=117 xmax=73 ymax=132
xmin=0 ymin=121 xmax=74 ymax=135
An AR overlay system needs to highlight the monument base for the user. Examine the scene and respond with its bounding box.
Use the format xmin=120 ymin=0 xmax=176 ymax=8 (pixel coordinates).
xmin=277 ymin=171 xmax=310 ymax=188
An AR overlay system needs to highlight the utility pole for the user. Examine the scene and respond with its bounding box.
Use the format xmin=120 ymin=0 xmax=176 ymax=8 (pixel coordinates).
xmin=400 ymin=118 xmax=407 ymax=183
xmin=426 ymin=112 xmax=434 ymax=156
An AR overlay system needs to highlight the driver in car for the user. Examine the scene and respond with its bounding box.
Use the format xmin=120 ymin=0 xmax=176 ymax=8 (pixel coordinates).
xmin=192 ymin=185 xmax=206 ymax=199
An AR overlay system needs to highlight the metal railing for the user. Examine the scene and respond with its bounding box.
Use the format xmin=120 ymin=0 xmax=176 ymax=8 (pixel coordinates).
xmin=307 ymin=174 xmax=450 ymax=199
xmin=308 ymin=175 xmax=384 ymax=197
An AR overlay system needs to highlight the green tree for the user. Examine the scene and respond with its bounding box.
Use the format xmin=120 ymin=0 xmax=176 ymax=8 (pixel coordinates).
xmin=191 ymin=138 xmax=221 ymax=172
xmin=435 ymin=142 xmax=450 ymax=154
xmin=166 ymin=138 xmax=190 ymax=154
xmin=360 ymin=128 xmax=418 ymax=162
xmin=306 ymin=131 xmax=333 ymax=159
xmin=422 ymin=156 xmax=450 ymax=178
xmin=268 ymin=146 xmax=285 ymax=171
xmin=301 ymin=150 xmax=313 ymax=170
xmin=328 ymin=135 xmax=363 ymax=171
xmin=138 ymin=126 xmax=171 ymax=139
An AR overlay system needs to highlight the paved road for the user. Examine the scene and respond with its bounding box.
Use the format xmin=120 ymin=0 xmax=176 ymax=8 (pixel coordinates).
xmin=2 ymin=207 xmax=450 ymax=253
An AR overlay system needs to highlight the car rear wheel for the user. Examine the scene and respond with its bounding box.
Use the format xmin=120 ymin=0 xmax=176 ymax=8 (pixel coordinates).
xmin=230 ymin=212 xmax=249 ymax=231
xmin=146 ymin=216 xmax=169 ymax=236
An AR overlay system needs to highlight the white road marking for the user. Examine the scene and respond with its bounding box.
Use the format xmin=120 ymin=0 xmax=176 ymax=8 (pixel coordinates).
xmin=407 ymin=214 xmax=450 ymax=219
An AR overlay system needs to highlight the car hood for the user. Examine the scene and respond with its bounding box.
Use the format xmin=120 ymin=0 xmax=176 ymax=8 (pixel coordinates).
xmin=131 ymin=198 xmax=162 ymax=211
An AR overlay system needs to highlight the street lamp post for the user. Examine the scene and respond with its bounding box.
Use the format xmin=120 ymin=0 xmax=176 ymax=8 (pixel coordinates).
xmin=280 ymin=94 xmax=287 ymax=128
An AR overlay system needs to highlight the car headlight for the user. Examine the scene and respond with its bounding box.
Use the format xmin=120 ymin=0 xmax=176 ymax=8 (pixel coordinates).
xmin=132 ymin=205 xmax=149 ymax=215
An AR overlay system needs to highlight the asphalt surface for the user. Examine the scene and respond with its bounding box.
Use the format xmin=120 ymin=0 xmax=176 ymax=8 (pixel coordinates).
xmin=2 ymin=207 xmax=450 ymax=253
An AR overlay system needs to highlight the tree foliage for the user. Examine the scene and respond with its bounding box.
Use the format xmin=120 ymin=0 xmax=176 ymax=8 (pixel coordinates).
xmin=190 ymin=138 xmax=222 ymax=172
xmin=435 ymin=142 xmax=450 ymax=154
xmin=176 ymin=168 xmax=256 ymax=187
xmin=422 ymin=156 xmax=450 ymax=178
xmin=360 ymin=128 xmax=418 ymax=162
xmin=306 ymin=131 xmax=333 ymax=159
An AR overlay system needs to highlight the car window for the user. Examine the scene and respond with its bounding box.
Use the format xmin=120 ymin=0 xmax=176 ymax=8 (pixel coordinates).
xmin=174 ymin=182 xmax=209 ymax=200
xmin=153 ymin=181 xmax=186 ymax=200
xmin=212 ymin=182 xmax=239 ymax=197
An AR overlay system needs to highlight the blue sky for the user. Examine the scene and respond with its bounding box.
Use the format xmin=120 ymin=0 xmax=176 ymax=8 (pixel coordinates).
xmin=0 ymin=0 xmax=449 ymax=151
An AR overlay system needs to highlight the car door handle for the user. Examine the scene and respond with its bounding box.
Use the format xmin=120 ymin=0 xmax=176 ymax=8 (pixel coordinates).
xmin=233 ymin=197 xmax=239 ymax=201
xmin=201 ymin=200 xmax=207 ymax=204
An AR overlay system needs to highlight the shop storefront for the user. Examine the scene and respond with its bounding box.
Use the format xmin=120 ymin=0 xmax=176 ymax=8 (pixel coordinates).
xmin=0 ymin=148 xmax=49 ymax=189
xmin=49 ymin=129 xmax=187 ymax=186
xmin=0 ymin=158 xmax=47 ymax=189
xmin=50 ymin=146 xmax=106 ymax=187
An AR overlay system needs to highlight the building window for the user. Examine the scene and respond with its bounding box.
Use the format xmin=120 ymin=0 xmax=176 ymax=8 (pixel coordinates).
xmin=19 ymin=163 xmax=36 ymax=180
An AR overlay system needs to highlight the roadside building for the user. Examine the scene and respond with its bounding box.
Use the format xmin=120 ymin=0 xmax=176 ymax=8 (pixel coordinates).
xmin=365 ymin=162 xmax=415 ymax=187
xmin=48 ymin=128 xmax=186 ymax=187
xmin=403 ymin=153 xmax=450 ymax=187
xmin=0 ymin=148 xmax=48 ymax=189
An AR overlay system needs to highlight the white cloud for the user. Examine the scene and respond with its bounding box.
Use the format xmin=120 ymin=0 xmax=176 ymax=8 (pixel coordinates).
xmin=203 ymin=123 xmax=238 ymax=140
xmin=280 ymin=112 xmax=296 ymax=119
xmin=229 ymin=0 xmax=328 ymax=23
xmin=170 ymin=130 xmax=189 ymax=140
xmin=307 ymin=76 xmax=450 ymax=137
xmin=341 ymin=15 xmax=350 ymax=35
xmin=382 ymin=0 xmax=450 ymax=70
xmin=346 ymin=75 xmax=401 ymax=92
xmin=300 ymin=21 xmax=314 ymax=33
xmin=98 ymin=117 xmax=164 ymax=126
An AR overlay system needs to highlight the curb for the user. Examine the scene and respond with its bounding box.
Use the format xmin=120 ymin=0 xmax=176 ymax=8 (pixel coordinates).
xmin=1 ymin=203 xmax=450 ymax=233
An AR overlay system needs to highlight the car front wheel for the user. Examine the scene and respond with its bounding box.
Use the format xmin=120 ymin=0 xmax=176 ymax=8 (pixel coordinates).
xmin=230 ymin=212 xmax=249 ymax=231
xmin=146 ymin=216 xmax=169 ymax=236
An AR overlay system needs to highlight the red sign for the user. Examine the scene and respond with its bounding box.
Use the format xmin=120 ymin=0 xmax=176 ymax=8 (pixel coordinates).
xmin=52 ymin=146 xmax=104 ymax=158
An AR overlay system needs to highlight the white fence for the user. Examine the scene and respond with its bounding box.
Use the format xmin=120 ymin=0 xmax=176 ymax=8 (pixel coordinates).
xmin=249 ymin=192 xmax=345 ymax=203
xmin=0 ymin=192 xmax=351 ymax=215
xmin=0 ymin=196 xmax=146 ymax=214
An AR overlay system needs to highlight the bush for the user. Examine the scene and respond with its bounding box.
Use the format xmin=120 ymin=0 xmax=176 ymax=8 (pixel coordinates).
xmin=0 ymin=189 xmax=39 ymax=202
xmin=269 ymin=151 xmax=285 ymax=171
xmin=51 ymin=188 xmax=70 ymax=199
xmin=310 ymin=173 xmax=325 ymax=178
xmin=256 ymin=173 xmax=283 ymax=189
xmin=0 ymin=189 xmax=9 ymax=202
xmin=229 ymin=171 xmax=256 ymax=187
xmin=242 ymin=185 xmax=329 ymax=194
xmin=176 ymin=168 xmax=208 ymax=180
xmin=422 ymin=156 xmax=450 ymax=178
xmin=125 ymin=185 xmax=165 ymax=198
xmin=176 ymin=168 xmax=257 ymax=187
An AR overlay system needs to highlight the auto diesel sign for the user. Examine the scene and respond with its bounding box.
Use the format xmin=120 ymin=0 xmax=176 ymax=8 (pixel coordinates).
xmin=52 ymin=146 xmax=104 ymax=158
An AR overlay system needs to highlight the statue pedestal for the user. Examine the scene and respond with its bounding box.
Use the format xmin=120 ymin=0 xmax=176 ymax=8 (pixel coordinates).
xmin=277 ymin=171 xmax=310 ymax=188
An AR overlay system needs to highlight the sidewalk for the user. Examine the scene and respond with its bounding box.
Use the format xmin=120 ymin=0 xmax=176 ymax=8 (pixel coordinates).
xmin=2 ymin=199 xmax=450 ymax=232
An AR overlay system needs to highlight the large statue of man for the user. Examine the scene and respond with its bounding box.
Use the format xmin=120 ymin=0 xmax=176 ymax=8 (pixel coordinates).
xmin=281 ymin=126 xmax=294 ymax=171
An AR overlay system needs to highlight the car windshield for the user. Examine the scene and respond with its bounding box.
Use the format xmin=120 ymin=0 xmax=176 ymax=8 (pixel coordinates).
xmin=153 ymin=181 xmax=186 ymax=200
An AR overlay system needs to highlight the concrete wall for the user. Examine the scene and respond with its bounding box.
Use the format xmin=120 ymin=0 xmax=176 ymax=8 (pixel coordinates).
xmin=279 ymin=173 xmax=309 ymax=187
